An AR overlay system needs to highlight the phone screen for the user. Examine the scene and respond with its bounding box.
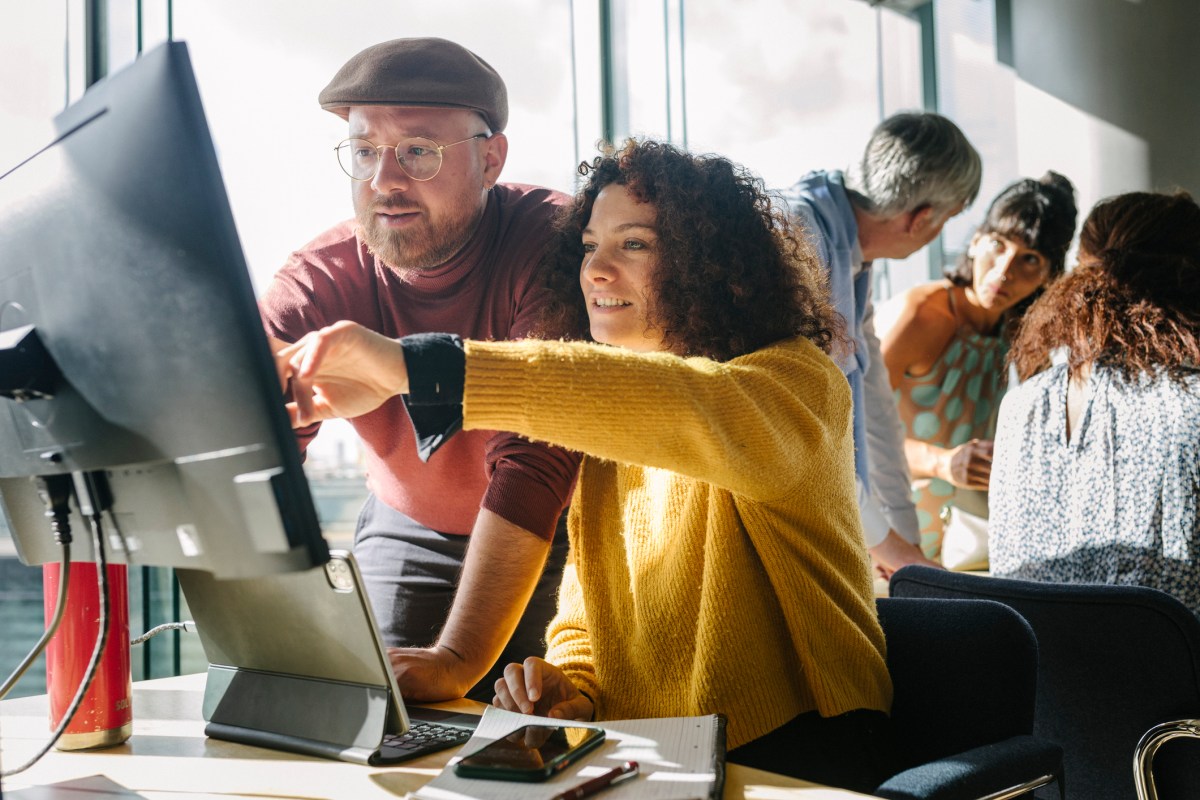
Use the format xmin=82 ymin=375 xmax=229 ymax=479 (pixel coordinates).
xmin=455 ymin=724 xmax=605 ymax=780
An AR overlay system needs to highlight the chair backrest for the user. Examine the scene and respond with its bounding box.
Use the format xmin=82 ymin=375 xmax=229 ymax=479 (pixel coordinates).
xmin=876 ymin=596 xmax=1040 ymax=771
xmin=890 ymin=566 xmax=1200 ymax=800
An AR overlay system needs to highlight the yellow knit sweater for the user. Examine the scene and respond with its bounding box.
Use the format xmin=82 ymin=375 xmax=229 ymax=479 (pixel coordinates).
xmin=463 ymin=336 xmax=891 ymax=750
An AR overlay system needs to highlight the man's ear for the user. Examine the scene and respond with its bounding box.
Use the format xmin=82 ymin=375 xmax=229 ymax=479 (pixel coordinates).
xmin=481 ymin=132 xmax=508 ymax=190
xmin=906 ymin=204 xmax=935 ymax=235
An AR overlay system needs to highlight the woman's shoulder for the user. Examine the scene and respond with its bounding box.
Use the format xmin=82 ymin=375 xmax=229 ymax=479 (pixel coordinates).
xmin=906 ymin=281 xmax=956 ymax=322
xmin=1098 ymin=365 xmax=1200 ymax=406
xmin=744 ymin=335 xmax=840 ymax=370
xmin=735 ymin=337 xmax=849 ymax=400
xmin=1008 ymin=362 xmax=1067 ymax=397
xmin=876 ymin=281 xmax=955 ymax=338
xmin=996 ymin=363 xmax=1063 ymax=416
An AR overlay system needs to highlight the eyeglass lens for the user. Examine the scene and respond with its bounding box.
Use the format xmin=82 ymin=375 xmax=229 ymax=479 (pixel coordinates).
xmin=335 ymin=138 xmax=445 ymax=182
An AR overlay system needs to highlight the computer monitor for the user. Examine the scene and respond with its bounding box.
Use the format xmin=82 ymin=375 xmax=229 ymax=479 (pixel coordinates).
xmin=0 ymin=40 xmax=328 ymax=578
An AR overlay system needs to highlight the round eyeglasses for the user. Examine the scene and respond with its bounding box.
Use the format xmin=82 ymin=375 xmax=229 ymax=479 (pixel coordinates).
xmin=334 ymin=133 xmax=489 ymax=182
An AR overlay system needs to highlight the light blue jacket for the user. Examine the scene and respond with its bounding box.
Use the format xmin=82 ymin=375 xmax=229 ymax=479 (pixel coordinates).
xmin=783 ymin=170 xmax=919 ymax=546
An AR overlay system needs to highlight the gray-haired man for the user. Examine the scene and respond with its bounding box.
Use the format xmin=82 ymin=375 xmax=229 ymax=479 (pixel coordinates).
xmin=785 ymin=111 xmax=982 ymax=575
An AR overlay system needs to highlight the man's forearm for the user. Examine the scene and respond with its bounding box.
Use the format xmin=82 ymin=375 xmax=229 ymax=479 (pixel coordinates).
xmin=435 ymin=508 xmax=552 ymax=686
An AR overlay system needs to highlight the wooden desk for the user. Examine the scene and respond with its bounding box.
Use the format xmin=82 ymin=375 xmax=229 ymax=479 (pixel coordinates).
xmin=1 ymin=674 xmax=873 ymax=799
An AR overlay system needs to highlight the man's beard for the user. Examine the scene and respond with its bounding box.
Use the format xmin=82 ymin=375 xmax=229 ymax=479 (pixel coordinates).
xmin=357 ymin=195 xmax=483 ymax=278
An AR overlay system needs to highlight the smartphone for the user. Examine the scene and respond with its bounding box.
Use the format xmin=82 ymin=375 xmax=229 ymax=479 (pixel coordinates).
xmin=454 ymin=724 xmax=606 ymax=781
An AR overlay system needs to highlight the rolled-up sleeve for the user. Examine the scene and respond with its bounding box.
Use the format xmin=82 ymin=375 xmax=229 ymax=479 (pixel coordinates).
xmin=861 ymin=302 xmax=920 ymax=544
xmin=400 ymin=333 xmax=579 ymax=539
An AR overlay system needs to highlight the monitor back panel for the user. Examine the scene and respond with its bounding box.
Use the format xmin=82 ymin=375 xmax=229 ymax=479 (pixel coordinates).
xmin=0 ymin=40 xmax=325 ymax=577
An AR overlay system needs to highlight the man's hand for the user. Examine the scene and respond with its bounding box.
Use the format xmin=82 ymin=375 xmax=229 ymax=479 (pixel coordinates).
xmin=492 ymin=657 xmax=594 ymax=722
xmin=274 ymin=320 xmax=409 ymax=426
xmin=869 ymin=530 xmax=942 ymax=579
xmin=940 ymin=439 xmax=993 ymax=490
xmin=387 ymin=645 xmax=473 ymax=702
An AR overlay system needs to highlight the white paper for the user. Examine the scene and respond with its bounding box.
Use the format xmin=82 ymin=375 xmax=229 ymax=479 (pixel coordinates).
xmin=412 ymin=706 xmax=720 ymax=800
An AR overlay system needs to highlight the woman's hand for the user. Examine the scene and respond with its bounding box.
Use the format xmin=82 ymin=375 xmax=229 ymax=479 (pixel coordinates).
xmin=492 ymin=657 xmax=594 ymax=722
xmin=273 ymin=320 xmax=409 ymax=427
xmin=940 ymin=439 xmax=993 ymax=489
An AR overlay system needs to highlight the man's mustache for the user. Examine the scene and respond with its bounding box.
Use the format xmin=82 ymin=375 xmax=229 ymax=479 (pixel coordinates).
xmin=372 ymin=196 xmax=423 ymax=213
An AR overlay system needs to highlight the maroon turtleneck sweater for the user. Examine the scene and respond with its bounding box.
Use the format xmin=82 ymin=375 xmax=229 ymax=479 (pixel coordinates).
xmin=260 ymin=183 xmax=580 ymax=540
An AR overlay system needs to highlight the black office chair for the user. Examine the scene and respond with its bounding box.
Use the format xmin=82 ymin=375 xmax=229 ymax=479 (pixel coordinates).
xmin=890 ymin=566 xmax=1200 ymax=800
xmin=873 ymin=597 xmax=1064 ymax=800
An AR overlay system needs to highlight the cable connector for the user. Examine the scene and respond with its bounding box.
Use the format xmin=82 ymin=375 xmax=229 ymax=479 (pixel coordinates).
xmin=35 ymin=474 xmax=74 ymax=545
xmin=74 ymin=470 xmax=114 ymax=517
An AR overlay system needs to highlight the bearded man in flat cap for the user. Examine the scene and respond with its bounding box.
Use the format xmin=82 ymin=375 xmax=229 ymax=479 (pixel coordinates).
xmin=261 ymin=37 xmax=578 ymax=702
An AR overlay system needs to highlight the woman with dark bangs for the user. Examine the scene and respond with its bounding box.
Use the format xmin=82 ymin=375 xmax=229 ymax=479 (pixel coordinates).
xmin=876 ymin=172 xmax=1077 ymax=560
xmin=989 ymin=190 xmax=1200 ymax=613
xmin=278 ymin=140 xmax=894 ymax=790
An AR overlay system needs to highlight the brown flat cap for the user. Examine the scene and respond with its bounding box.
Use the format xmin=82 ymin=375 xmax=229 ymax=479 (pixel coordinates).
xmin=318 ymin=37 xmax=508 ymax=132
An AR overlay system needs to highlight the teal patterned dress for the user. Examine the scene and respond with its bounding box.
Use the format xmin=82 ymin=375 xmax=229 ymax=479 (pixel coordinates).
xmin=892 ymin=291 xmax=1008 ymax=560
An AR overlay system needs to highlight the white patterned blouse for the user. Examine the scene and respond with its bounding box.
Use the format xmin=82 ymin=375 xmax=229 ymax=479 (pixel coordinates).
xmin=989 ymin=363 xmax=1200 ymax=615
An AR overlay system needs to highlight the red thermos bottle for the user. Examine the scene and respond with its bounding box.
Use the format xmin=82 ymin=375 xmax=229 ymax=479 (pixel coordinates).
xmin=43 ymin=561 xmax=133 ymax=749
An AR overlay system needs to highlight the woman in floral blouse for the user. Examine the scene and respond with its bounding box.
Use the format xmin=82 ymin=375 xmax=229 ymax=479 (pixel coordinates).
xmin=989 ymin=190 xmax=1200 ymax=614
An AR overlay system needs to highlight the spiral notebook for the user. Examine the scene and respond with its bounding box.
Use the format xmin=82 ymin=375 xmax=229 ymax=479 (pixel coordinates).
xmin=412 ymin=706 xmax=726 ymax=800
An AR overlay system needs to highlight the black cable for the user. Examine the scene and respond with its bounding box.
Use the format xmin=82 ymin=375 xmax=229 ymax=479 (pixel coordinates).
xmin=105 ymin=505 xmax=134 ymax=567
xmin=0 ymin=474 xmax=76 ymax=701
xmin=2 ymin=510 xmax=111 ymax=778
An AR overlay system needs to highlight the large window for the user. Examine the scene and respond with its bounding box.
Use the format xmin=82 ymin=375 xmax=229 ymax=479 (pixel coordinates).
xmin=0 ymin=0 xmax=942 ymax=697
xmin=1 ymin=1 xmax=82 ymax=700
xmin=171 ymin=2 xmax=587 ymax=539
xmin=0 ymin=2 xmax=74 ymax=174
xmin=0 ymin=0 xmax=588 ymax=695
xmin=605 ymin=0 xmax=929 ymax=295
xmin=931 ymin=0 xmax=1018 ymax=263
xmin=172 ymin=1 xmax=582 ymax=293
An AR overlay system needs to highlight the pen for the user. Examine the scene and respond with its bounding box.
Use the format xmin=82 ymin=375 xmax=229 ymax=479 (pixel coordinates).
xmin=550 ymin=760 xmax=640 ymax=800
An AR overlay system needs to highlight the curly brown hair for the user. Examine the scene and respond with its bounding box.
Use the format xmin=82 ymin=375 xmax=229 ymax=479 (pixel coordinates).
xmin=537 ymin=139 xmax=843 ymax=362
xmin=1009 ymin=190 xmax=1200 ymax=383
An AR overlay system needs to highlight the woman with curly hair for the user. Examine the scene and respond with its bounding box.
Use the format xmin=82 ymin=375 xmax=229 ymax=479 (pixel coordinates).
xmin=989 ymin=191 xmax=1200 ymax=613
xmin=278 ymin=140 xmax=894 ymax=790
xmin=877 ymin=172 xmax=1077 ymax=561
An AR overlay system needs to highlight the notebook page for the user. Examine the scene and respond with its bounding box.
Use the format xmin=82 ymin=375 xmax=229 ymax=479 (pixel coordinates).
xmin=412 ymin=706 xmax=720 ymax=800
